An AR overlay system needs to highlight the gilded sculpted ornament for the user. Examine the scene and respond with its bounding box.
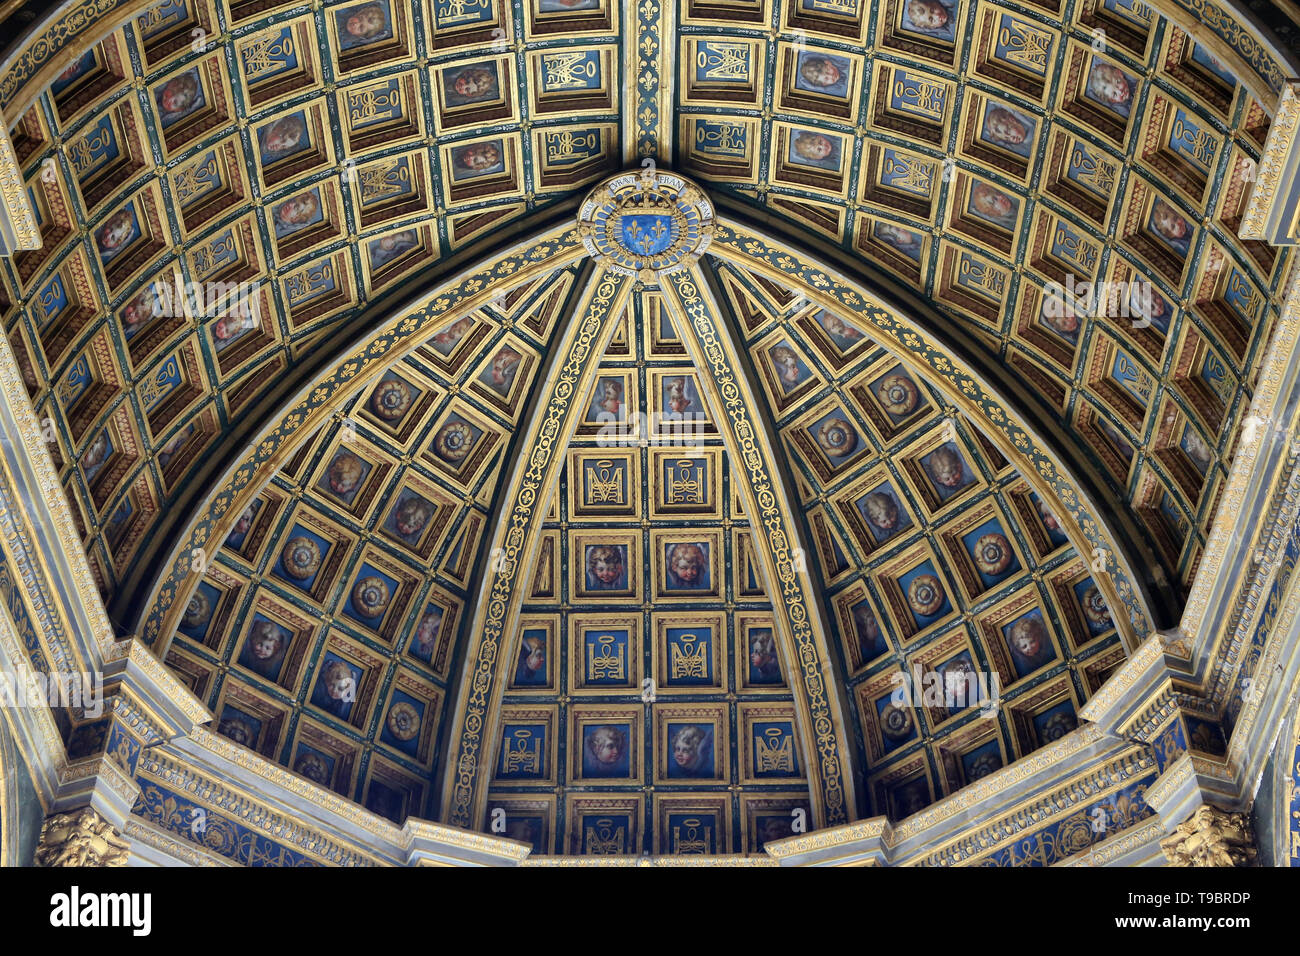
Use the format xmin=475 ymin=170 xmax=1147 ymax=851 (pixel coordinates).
xmin=577 ymin=169 xmax=714 ymax=283
xmin=35 ymin=807 xmax=131 ymax=867
xmin=1159 ymin=805 xmax=1257 ymax=867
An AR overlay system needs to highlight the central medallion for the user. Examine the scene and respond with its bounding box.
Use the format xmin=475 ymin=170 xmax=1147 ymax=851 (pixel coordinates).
xmin=578 ymin=167 xmax=715 ymax=282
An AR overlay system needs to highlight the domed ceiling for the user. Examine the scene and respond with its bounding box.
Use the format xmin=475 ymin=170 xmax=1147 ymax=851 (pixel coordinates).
xmin=0 ymin=0 xmax=1293 ymax=853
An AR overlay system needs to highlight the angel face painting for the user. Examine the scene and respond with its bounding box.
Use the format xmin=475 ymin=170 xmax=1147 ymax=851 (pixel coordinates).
xmin=513 ymin=630 xmax=548 ymax=685
xmin=794 ymin=52 xmax=850 ymax=98
xmin=584 ymin=544 xmax=628 ymax=591
xmin=411 ymin=606 xmax=444 ymax=662
xmin=668 ymin=723 xmax=713 ymax=778
xmin=225 ymin=500 xmax=261 ymax=549
xmin=664 ymin=541 xmax=710 ymax=591
xmin=121 ymin=286 xmax=163 ymax=338
xmin=213 ymin=307 xmax=257 ymax=348
xmin=483 ymin=345 xmax=521 ymax=394
xmin=768 ymin=342 xmax=812 ymax=392
xmin=154 ymin=68 xmax=205 ymax=127
xmin=257 ymin=114 xmax=309 ymax=165
xmin=874 ymin=223 xmax=923 ymax=260
xmin=335 ymin=1 xmax=393 ymax=48
xmin=1128 ymin=283 xmax=1171 ymax=334
xmin=429 ymin=316 xmax=474 ymax=355
xmin=388 ymin=492 xmax=435 ymax=541
xmin=814 ymin=309 xmax=865 ymax=349
xmin=968 ymin=182 xmax=1018 ymax=230
xmin=922 ymin=442 xmax=974 ymax=500
xmin=450 ymin=141 xmax=504 ymax=179
xmin=311 ymin=655 xmax=360 ymax=718
xmin=661 ymin=375 xmax=700 ymax=417
xmin=981 ymin=105 xmax=1033 ymax=153
xmin=239 ymin=618 xmax=287 ymax=677
xmin=444 ymin=63 xmax=500 ymax=106
xmin=1004 ymin=610 xmax=1054 ymax=676
xmin=788 ymin=131 xmax=840 ymax=170
xmin=272 ymin=189 xmax=322 ymax=238
xmin=1149 ymin=200 xmax=1191 ymax=256
xmin=368 ymin=229 xmax=418 ymax=269
xmin=851 ymin=599 xmax=887 ymax=660
xmin=900 ymin=0 xmax=955 ymax=40
xmin=94 ymin=208 xmax=140 ymax=263
xmin=748 ymin=628 xmax=781 ymax=684
xmin=82 ymin=430 xmax=113 ymax=482
xmin=1085 ymin=59 xmax=1135 ymax=116
xmin=321 ymin=449 xmax=368 ymax=501
xmin=588 ymin=376 xmax=625 ymax=421
xmin=857 ymin=485 xmax=909 ymax=541
xmin=582 ymin=724 xmax=630 ymax=778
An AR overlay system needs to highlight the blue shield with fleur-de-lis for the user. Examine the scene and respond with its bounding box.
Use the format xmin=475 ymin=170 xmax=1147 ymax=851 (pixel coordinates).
xmin=615 ymin=213 xmax=677 ymax=256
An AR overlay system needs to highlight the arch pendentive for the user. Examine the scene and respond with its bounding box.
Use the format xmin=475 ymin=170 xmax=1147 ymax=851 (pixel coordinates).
xmin=131 ymin=177 xmax=1162 ymax=835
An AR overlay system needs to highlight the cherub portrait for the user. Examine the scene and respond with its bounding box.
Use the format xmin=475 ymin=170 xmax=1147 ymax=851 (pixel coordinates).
xmin=226 ymin=502 xmax=258 ymax=548
xmin=82 ymin=431 xmax=111 ymax=479
xmin=213 ymin=306 xmax=256 ymax=347
xmin=901 ymin=0 xmax=954 ymax=39
xmin=969 ymin=181 xmax=1017 ymax=229
xmin=391 ymin=494 xmax=433 ymax=539
xmin=874 ymin=223 xmax=922 ymax=259
xmin=590 ymin=376 xmax=624 ymax=418
xmin=799 ymin=55 xmax=841 ymax=89
xmin=154 ymin=69 xmax=204 ymax=127
xmin=664 ymin=375 xmax=693 ymax=415
xmin=513 ymin=633 xmax=547 ymax=685
xmin=487 ymin=345 xmax=521 ymax=389
xmin=585 ymin=544 xmax=628 ymax=591
xmin=1039 ymin=295 xmax=1080 ymax=338
xmin=325 ymin=450 xmax=365 ymax=496
xmin=1085 ymin=60 xmax=1134 ymax=116
xmin=272 ymin=190 xmax=321 ymax=237
xmin=769 ymin=343 xmax=805 ymax=388
xmin=748 ymin=628 xmax=781 ymax=684
xmin=446 ymin=64 xmax=499 ymax=105
xmin=337 ymin=1 xmax=392 ymax=48
xmin=258 ymin=114 xmax=309 ymax=164
xmin=121 ymin=286 xmax=161 ymax=337
xmin=790 ymin=131 xmax=838 ymax=168
xmin=981 ymin=105 xmax=1032 ymax=151
xmin=669 ymin=724 xmax=712 ymax=777
xmin=583 ymin=724 xmax=630 ymax=777
xmin=665 ymin=541 xmax=710 ymax=590
xmin=1150 ymin=200 xmax=1191 ymax=256
xmin=95 ymin=209 xmax=138 ymax=262
xmin=240 ymin=619 xmax=286 ymax=676
xmin=413 ymin=606 xmax=443 ymax=661
xmin=369 ymin=229 xmax=418 ymax=268
xmin=431 ymin=315 xmax=474 ymax=354
xmin=312 ymin=657 xmax=359 ymax=717
xmin=1006 ymin=613 xmax=1052 ymax=673
xmin=218 ymin=715 xmax=256 ymax=748
xmin=861 ymin=490 xmax=902 ymax=535
xmin=451 ymin=141 xmax=503 ymax=177
xmin=925 ymin=445 xmax=967 ymax=491
xmin=814 ymin=309 xmax=864 ymax=348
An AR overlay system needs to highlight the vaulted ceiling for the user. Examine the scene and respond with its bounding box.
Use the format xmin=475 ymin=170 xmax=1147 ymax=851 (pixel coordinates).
xmin=0 ymin=0 xmax=1293 ymax=852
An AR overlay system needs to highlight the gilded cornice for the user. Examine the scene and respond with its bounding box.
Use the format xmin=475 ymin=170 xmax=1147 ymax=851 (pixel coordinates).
xmin=917 ymin=747 xmax=1156 ymax=866
xmin=123 ymin=816 xmax=233 ymax=867
xmin=1054 ymin=817 xmax=1167 ymax=866
xmin=1241 ymin=80 xmax=1300 ymax=240
xmin=520 ymin=855 xmax=778 ymax=867
xmin=179 ymin=727 xmax=401 ymax=852
xmin=0 ymin=111 xmax=38 ymax=250
xmin=764 ymin=819 xmax=889 ymax=862
xmin=401 ymin=820 xmax=531 ymax=863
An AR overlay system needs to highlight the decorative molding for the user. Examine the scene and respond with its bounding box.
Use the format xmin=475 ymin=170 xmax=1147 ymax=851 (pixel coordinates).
xmin=35 ymin=806 xmax=130 ymax=867
xmin=1160 ymin=804 xmax=1258 ymax=866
